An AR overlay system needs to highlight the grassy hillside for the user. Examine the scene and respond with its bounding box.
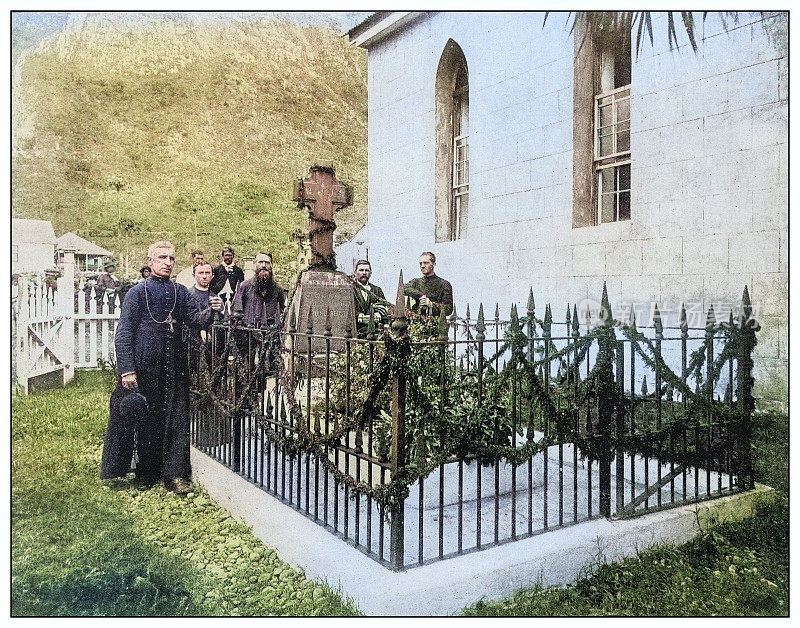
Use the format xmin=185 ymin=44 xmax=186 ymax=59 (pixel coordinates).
xmin=12 ymin=14 xmax=367 ymax=284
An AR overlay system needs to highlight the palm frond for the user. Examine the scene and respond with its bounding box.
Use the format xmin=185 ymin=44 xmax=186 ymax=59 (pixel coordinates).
xmin=681 ymin=12 xmax=698 ymax=52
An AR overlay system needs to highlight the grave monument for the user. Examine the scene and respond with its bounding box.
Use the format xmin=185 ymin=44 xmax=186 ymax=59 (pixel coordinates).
xmin=287 ymin=164 xmax=358 ymax=349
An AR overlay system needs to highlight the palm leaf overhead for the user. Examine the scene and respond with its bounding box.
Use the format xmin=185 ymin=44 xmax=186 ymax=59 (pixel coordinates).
xmin=545 ymin=11 xmax=745 ymax=55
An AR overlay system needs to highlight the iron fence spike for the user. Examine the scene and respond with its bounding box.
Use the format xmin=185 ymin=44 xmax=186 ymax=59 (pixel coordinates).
xmin=394 ymin=270 xmax=406 ymax=318
xmin=572 ymin=304 xmax=579 ymax=334
xmin=600 ymin=282 xmax=612 ymax=326
xmin=679 ymin=303 xmax=688 ymax=334
xmin=306 ymin=305 xmax=314 ymax=334
xmin=527 ymin=288 xmax=535 ymax=314
xmin=742 ymin=285 xmax=752 ymax=321
xmin=706 ymin=303 xmax=716 ymax=330
xmin=465 ymin=303 xmax=471 ymax=320
xmin=653 ymin=304 xmax=663 ymax=335
xmin=476 ymin=303 xmax=486 ymax=334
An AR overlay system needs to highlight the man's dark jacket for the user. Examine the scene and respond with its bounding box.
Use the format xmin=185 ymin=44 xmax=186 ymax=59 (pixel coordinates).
xmin=209 ymin=264 xmax=245 ymax=299
xmin=404 ymin=274 xmax=454 ymax=316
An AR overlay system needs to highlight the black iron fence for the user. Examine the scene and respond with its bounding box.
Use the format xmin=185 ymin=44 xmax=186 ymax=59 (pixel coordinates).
xmin=189 ymin=283 xmax=758 ymax=571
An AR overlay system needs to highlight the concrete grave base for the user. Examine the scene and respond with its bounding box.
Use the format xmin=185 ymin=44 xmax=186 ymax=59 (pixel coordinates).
xmin=191 ymin=447 xmax=773 ymax=616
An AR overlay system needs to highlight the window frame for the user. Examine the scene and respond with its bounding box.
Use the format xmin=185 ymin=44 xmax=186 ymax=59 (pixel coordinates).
xmin=449 ymin=62 xmax=469 ymax=241
xmin=593 ymin=84 xmax=631 ymax=224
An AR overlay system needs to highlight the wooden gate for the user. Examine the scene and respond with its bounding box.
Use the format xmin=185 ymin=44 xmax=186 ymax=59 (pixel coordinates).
xmin=13 ymin=251 xmax=77 ymax=394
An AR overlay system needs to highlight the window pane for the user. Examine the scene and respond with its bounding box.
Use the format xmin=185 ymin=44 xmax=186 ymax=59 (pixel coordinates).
xmin=617 ymin=130 xmax=630 ymax=153
xmin=599 ymin=103 xmax=613 ymax=128
xmin=458 ymin=194 xmax=468 ymax=238
xmin=600 ymin=169 xmax=614 ymax=194
xmin=599 ymin=134 xmax=614 ymax=157
xmin=617 ymin=97 xmax=630 ymax=122
xmin=600 ymin=193 xmax=615 ymax=223
xmin=618 ymin=190 xmax=631 ymax=220
xmin=618 ymin=163 xmax=631 ymax=191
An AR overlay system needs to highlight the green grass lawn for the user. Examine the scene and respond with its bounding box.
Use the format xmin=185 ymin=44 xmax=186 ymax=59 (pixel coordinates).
xmin=11 ymin=371 xmax=360 ymax=616
xmin=12 ymin=372 xmax=787 ymax=616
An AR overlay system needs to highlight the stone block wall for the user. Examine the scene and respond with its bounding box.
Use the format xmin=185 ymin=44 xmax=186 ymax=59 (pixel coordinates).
xmin=337 ymin=11 xmax=787 ymax=403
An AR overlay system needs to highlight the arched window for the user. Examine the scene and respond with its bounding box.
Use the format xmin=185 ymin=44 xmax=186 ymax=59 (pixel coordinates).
xmin=435 ymin=40 xmax=469 ymax=242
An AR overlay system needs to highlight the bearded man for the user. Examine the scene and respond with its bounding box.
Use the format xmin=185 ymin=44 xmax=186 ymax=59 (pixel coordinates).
xmin=100 ymin=240 xmax=222 ymax=495
xmin=231 ymin=252 xmax=285 ymax=328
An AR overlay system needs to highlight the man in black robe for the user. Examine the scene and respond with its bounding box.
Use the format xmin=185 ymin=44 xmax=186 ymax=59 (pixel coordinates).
xmin=187 ymin=261 xmax=221 ymax=311
xmin=100 ymin=240 xmax=222 ymax=494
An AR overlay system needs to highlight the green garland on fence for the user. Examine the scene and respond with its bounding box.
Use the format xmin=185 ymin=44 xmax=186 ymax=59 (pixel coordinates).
xmin=190 ymin=311 xmax=755 ymax=507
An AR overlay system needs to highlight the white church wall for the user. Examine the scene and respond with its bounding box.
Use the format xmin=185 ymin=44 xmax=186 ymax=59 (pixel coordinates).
xmin=336 ymin=11 xmax=786 ymax=401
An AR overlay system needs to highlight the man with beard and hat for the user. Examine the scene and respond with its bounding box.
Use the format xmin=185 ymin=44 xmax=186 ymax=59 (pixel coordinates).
xmin=90 ymin=260 xmax=122 ymax=312
xmin=100 ymin=240 xmax=223 ymax=495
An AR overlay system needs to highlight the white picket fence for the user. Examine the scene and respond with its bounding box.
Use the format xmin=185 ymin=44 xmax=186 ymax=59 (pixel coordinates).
xmin=73 ymin=279 xmax=122 ymax=369
xmin=13 ymin=250 xmax=122 ymax=394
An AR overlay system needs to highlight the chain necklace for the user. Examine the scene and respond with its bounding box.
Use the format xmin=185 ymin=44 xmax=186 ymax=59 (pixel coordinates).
xmin=143 ymin=277 xmax=177 ymax=331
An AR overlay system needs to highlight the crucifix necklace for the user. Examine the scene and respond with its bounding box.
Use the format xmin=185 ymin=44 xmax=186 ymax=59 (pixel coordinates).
xmin=143 ymin=278 xmax=177 ymax=332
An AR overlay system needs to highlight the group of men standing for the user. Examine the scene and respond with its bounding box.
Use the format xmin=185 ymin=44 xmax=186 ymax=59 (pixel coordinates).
xmin=101 ymin=241 xmax=453 ymax=496
xmin=352 ymin=252 xmax=454 ymax=333
xmin=100 ymin=242 xmax=285 ymax=495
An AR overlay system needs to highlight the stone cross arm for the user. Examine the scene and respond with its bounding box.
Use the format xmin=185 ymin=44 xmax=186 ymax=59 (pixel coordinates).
xmin=292 ymin=165 xmax=352 ymax=270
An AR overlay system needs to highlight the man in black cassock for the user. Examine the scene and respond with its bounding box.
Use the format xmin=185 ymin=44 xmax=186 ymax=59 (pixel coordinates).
xmin=100 ymin=240 xmax=222 ymax=495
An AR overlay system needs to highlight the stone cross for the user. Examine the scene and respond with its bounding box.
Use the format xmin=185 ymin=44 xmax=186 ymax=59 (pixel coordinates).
xmin=293 ymin=165 xmax=352 ymax=270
